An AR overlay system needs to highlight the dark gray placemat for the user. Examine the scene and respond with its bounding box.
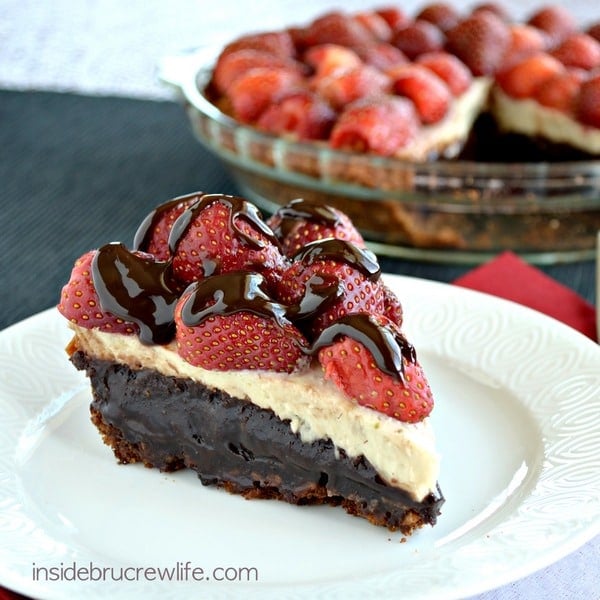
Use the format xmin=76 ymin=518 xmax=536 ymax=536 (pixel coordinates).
xmin=0 ymin=90 xmax=595 ymax=331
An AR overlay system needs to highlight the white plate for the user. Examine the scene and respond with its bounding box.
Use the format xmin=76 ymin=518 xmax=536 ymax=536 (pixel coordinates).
xmin=1 ymin=275 xmax=599 ymax=600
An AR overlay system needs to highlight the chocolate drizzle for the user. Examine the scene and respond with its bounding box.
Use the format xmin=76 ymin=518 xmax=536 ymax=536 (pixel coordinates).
xmin=91 ymin=243 xmax=179 ymax=345
xmin=271 ymin=199 xmax=341 ymax=239
xmin=293 ymin=239 xmax=381 ymax=282
xmin=168 ymin=194 xmax=281 ymax=259
xmin=132 ymin=192 xmax=204 ymax=253
xmin=310 ymin=314 xmax=416 ymax=380
xmin=179 ymin=272 xmax=289 ymax=329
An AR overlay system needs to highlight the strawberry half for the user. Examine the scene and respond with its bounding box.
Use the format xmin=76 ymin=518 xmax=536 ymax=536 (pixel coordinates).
xmin=58 ymin=250 xmax=138 ymax=335
xmin=317 ymin=314 xmax=433 ymax=423
xmin=169 ymin=194 xmax=287 ymax=287
xmin=175 ymin=272 xmax=309 ymax=373
xmin=276 ymin=239 xmax=384 ymax=337
xmin=267 ymin=199 xmax=365 ymax=257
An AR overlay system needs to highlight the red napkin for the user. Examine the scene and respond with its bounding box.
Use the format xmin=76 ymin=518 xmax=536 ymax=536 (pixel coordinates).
xmin=454 ymin=251 xmax=597 ymax=341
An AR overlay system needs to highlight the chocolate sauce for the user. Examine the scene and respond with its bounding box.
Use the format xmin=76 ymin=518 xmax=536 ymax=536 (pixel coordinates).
xmin=310 ymin=314 xmax=416 ymax=381
xmin=179 ymin=271 xmax=289 ymax=329
xmin=270 ymin=199 xmax=341 ymax=239
xmin=91 ymin=243 xmax=179 ymax=345
xmin=167 ymin=194 xmax=280 ymax=258
xmin=132 ymin=192 xmax=204 ymax=253
xmin=293 ymin=239 xmax=381 ymax=282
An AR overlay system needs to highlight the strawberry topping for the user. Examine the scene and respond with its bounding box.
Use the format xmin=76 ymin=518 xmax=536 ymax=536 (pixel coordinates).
xmin=317 ymin=314 xmax=433 ymax=423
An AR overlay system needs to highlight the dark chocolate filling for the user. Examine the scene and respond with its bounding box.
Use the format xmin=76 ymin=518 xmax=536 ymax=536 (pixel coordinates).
xmin=73 ymin=350 xmax=444 ymax=533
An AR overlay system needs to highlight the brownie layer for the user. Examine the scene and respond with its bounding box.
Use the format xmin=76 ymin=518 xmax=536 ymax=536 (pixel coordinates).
xmin=72 ymin=350 xmax=444 ymax=534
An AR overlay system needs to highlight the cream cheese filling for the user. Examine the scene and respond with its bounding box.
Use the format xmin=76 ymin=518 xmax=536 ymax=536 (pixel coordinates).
xmin=492 ymin=87 xmax=600 ymax=154
xmin=70 ymin=325 xmax=440 ymax=502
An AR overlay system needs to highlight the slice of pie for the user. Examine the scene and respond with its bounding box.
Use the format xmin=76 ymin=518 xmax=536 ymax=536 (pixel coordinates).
xmin=58 ymin=193 xmax=444 ymax=535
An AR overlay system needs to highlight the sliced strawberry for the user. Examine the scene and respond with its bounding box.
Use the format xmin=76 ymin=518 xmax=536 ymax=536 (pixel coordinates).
xmin=256 ymin=90 xmax=336 ymax=140
xmin=330 ymin=95 xmax=419 ymax=155
xmin=357 ymin=42 xmax=409 ymax=71
xmin=133 ymin=193 xmax=199 ymax=261
xmin=416 ymin=51 xmax=472 ymax=96
xmin=550 ymin=34 xmax=600 ymax=71
xmin=276 ymin=239 xmax=384 ymax=337
xmin=226 ymin=66 xmax=303 ymax=123
xmin=304 ymin=44 xmax=363 ymax=79
xmin=382 ymin=284 xmax=403 ymax=327
xmin=58 ymin=250 xmax=138 ymax=335
xmin=220 ymin=31 xmax=296 ymax=59
xmin=175 ymin=272 xmax=308 ymax=373
xmin=502 ymin=24 xmax=548 ymax=69
xmin=389 ymin=64 xmax=451 ymax=124
xmin=170 ymin=194 xmax=287 ymax=286
xmin=313 ymin=64 xmax=390 ymax=110
xmin=533 ymin=70 xmax=582 ymax=113
xmin=496 ymin=53 xmax=565 ymax=99
xmin=317 ymin=314 xmax=433 ymax=423
xmin=576 ymin=74 xmax=600 ymax=128
xmin=211 ymin=49 xmax=305 ymax=95
xmin=416 ymin=3 xmax=460 ymax=32
xmin=353 ymin=11 xmax=393 ymax=42
xmin=267 ymin=199 xmax=365 ymax=257
xmin=527 ymin=6 xmax=577 ymax=48
xmin=471 ymin=3 xmax=510 ymax=21
xmin=375 ymin=7 xmax=410 ymax=32
xmin=390 ymin=20 xmax=444 ymax=60
xmin=301 ymin=11 xmax=375 ymax=48
xmin=587 ymin=22 xmax=600 ymax=43
xmin=446 ymin=10 xmax=511 ymax=75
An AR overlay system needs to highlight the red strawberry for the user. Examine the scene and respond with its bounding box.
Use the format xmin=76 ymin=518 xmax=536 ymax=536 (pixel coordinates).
xmin=170 ymin=194 xmax=287 ymax=286
xmin=357 ymin=42 xmax=409 ymax=71
xmin=226 ymin=66 xmax=303 ymax=123
xmin=382 ymin=284 xmax=403 ymax=327
xmin=587 ymin=22 xmax=600 ymax=43
xmin=220 ymin=31 xmax=295 ymax=60
xmin=133 ymin=193 xmax=199 ymax=261
xmin=576 ymin=74 xmax=600 ymax=128
xmin=301 ymin=11 xmax=375 ymax=48
xmin=58 ymin=250 xmax=138 ymax=335
xmin=304 ymin=44 xmax=363 ymax=79
xmin=527 ymin=5 xmax=577 ymax=48
xmin=317 ymin=314 xmax=433 ymax=423
xmin=496 ymin=53 xmax=565 ymax=99
xmin=330 ymin=95 xmax=419 ymax=156
xmin=211 ymin=49 xmax=305 ymax=95
xmin=471 ymin=3 xmax=510 ymax=21
xmin=416 ymin=51 xmax=472 ymax=96
xmin=267 ymin=199 xmax=365 ymax=257
xmin=276 ymin=239 xmax=384 ymax=337
xmin=313 ymin=64 xmax=390 ymax=110
xmin=446 ymin=11 xmax=511 ymax=75
xmin=502 ymin=24 xmax=548 ymax=69
xmin=389 ymin=64 xmax=451 ymax=124
xmin=390 ymin=20 xmax=444 ymax=60
xmin=353 ymin=11 xmax=393 ymax=42
xmin=256 ymin=90 xmax=336 ymax=140
xmin=175 ymin=272 xmax=309 ymax=373
xmin=533 ymin=70 xmax=582 ymax=113
xmin=551 ymin=34 xmax=600 ymax=71
xmin=375 ymin=7 xmax=410 ymax=32
xmin=416 ymin=3 xmax=460 ymax=32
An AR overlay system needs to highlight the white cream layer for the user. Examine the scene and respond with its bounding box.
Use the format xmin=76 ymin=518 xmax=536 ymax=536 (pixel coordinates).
xmin=70 ymin=325 xmax=440 ymax=502
xmin=492 ymin=88 xmax=600 ymax=154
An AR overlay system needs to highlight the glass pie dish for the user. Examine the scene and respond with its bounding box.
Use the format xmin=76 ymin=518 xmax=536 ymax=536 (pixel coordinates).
xmin=159 ymin=48 xmax=600 ymax=264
